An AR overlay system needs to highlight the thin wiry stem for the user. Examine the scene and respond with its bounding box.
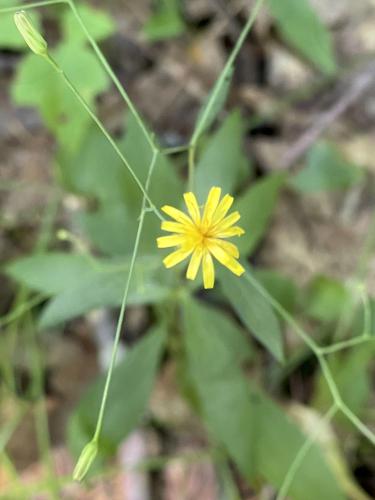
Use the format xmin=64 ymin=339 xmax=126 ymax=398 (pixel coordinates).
xmin=0 ymin=0 xmax=66 ymax=14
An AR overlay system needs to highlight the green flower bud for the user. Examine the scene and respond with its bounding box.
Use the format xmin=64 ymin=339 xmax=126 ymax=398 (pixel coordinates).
xmin=14 ymin=11 xmax=48 ymax=56
xmin=73 ymin=440 xmax=98 ymax=482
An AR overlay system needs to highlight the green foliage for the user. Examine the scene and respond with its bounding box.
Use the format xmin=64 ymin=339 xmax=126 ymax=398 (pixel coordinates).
xmin=255 ymin=268 xmax=298 ymax=314
xmin=268 ymin=0 xmax=337 ymax=75
xmin=290 ymin=143 xmax=364 ymax=193
xmin=219 ymin=265 xmax=284 ymax=362
xmin=62 ymin=3 xmax=115 ymax=44
xmin=195 ymin=110 xmax=249 ymax=203
xmin=69 ymin=325 xmax=167 ymax=455
xmin=235 ymin=173 xmax=285 ymax=255
xmin=143 ymin=0 xmax=185 ymax=41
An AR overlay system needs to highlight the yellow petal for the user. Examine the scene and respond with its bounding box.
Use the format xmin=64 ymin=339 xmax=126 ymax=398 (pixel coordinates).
xmin=183 ymin=192 xmax=201 ymax=224
xmin=215 ymin=226 xmax=245 ymax=238
xmin=211 ymin=194 xmax=234 ymax=225
xmin=163 ymin=247 xmax=193 ymax=268
xmin=208 ymin=238 xmax=239 ymax=258
xmin=202 ymin=187 xmax=221 ymax=229
xmin=212 ymin=211 xmax=241 ymax=233
xmin=186 ymin=247 xmax=203 ymax=280
xmin=157 ymin=235 xmax=186 ymax=248
xmin=202 ymin=250 xmax=215 ymax=289
xmin=208 ymin=244 xmax=244 ymax=277
xmin=162 ymin=205 xmax=194 ymax=226
xmin=161 ymin=221 xmax=189 ymax=233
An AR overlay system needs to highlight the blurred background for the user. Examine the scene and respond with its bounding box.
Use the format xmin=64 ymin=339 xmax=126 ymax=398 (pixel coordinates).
xmin=0 ymin=0 xmax=375 ymax=498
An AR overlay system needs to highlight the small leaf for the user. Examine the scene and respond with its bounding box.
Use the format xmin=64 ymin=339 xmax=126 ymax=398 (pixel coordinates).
xmin=195 ymin=110 xmax=249 ymax=203
xmin=70 ymin=325 xmax=166 ymax=453
xmin=182 ymin=297 xmax=256 ymax=480
xmin=235 ymin=173 xmax=285 ymax=255
xmin=290 ymin=143 xmax=364 ymax=193
xmin=219 ymin=265 xmax=284 ymax=362
xmin=268 ymin=0 xmax=337 ymax=75
xmin=143 ymin=0 xmax=185 ymax=41
xmin=62 ymin=3 xmax=115 ymax=45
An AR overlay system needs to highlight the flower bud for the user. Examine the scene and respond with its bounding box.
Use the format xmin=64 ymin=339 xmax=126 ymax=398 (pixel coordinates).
xmin=73 ymin=440 xmax=98 ymax=481
xmin=14 ymin=11 xmax=48 ymax=56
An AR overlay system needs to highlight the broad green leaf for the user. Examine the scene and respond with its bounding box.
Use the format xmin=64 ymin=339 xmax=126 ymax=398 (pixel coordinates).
xmin=143 ymin=0 xmax=185 ymax=41
xmin=219 ymin=265 xmax=284 ymax=362
xmin=255 ymin=269 xmax=298 ymax=314
xmin=235 ymin=173 xmax=285 ymax=255
xmin=12 ymin=44 xmax=108 ymax=153
xmin=69 ymin=325 xmax=166 ymax=454
xmin=195 ymin=110 xmax=249 ymax=203
xmin=0 ymin=12 xmax=40 ymax=49
xmin=62 ymin=3 xmax=115 ymax=45
xmin=6 ymin=253 xmax=98 ymax=295
xmin=268 ymin=0 xmax=337 ymax=75
xmin=39 ymin=259 xmax=169 ymax=328
xmin=182 ymin=297 xmax=256 ymax=480
xmin=193 ymin=66 xmax=233 ymax=140
xmin=303 ymin=275 xmax=352 ymax=323
xmin=290 ymin=143 xmax=364 ymax=193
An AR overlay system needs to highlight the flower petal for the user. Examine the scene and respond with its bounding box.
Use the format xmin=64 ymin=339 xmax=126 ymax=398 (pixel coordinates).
xmin=161 ymin=221 xmax=189 ymax=233
xmin=208 ymin=238 xmax=239 ymax=258
xmin=212 ymin=211 xmax=241 ymax=233
xmin=186 ymin=247 xmax=203 ymax=280
xmin=162 ymin=205 xmax=194 ymax=226
xmin=211 ymin=194 xmax=234 ymax=225
xmin=202 ymin=250 xmax=215 ymax=289
xmin=157 ymin=235 xmax=186 ymax=248
xmin=163 ymin=247 xmax=193 ymax=268
xmin=183 ymin=192 xmax=201 ymax=225
xmin=208 ymin=244 xmax=244 ymax=277
xmin=215 ymin=226 xmax=245 ymax=238
xmin=202 ymin=187 xmax=221 ymax=229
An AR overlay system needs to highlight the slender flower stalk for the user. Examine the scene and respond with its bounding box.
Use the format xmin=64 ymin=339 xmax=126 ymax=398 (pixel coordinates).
xmin=157 ymin=187 xmax=245 ymax=288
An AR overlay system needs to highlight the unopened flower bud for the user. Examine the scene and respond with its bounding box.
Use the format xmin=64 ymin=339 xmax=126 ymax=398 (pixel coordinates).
xmin=14 ymin=11 xmax=48 ymax=56
xmin=73 ymin=440 xmax=98 ymax=481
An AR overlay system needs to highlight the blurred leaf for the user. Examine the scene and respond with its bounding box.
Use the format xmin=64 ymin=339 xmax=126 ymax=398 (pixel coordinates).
xmin=303 ymin=275 xmax=352 ymax=323
xmin=194 ymin=67 xmax=233 ymax=140
xmin=195 ymin=110 xmax=249 ymax=203
xmin=313 ymin=344 xmax=375 ymax=427
xmin=70 ymin=325 xmax=166 ymax=453
xmin=0 ymin=12 xmax=40 ymax=49
xmin=235 ymin=173 xmax=285 ymax=255
xmin=62 ymin=3 xmax=115 ymax=44
xmin=6 ymin=253 xmax=97 ymax=295
xmin=12 ymin=44 xmax=108 ymax=153
xmin=290 ymin=143 xmax=364 ymax=193
xmin=255 ymin=268 xmax=298 ymax=314
xmin=182 ymin=297 xmax=256 ymax=480
xmin=219 ymin=265 xmax=284 ymax=362
xmin=268 ymin=0 xmax=337 ymax=75
xmin=143 ymin=0 xmax=185 ymax=41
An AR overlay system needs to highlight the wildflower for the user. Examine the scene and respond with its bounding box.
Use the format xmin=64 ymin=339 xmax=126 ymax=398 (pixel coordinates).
xmin=157 ymin=187 xmax=245 ymax=289
xmin=14 ymin=11 xmax=48 ymax=57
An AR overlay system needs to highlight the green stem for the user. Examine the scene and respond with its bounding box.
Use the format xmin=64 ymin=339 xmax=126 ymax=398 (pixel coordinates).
xmin=92 ymin=149 xmax=158 ymax=444
xmin=0 ymin=0 xmax=66 ymax=14
xmin=276 ymin=404 xmax=338 ymax=500
xmin=319 ymin=335 xmax=373 ymax=355
xmin=44 ymin=54 xmax=163 ymax=221
xmin=188 ymin=144 xmax=196 ymax=192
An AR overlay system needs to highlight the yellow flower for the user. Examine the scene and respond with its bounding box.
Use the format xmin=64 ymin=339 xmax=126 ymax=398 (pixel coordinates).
xmin=157 ymin=187 xmax=245 ymax=289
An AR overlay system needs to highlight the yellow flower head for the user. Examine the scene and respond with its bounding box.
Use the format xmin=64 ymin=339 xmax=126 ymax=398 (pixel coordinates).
xmin=157 ymin=187 xmax=245 ymax=289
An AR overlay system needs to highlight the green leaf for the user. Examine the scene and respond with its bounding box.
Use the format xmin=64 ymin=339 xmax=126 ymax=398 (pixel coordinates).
xmin=182 ymin=297 xmax=256 ymax=480
xmin=290 ymin=143 xmax=364 ymax=193
xmin=268 ymin=0 xmax=337 ymax=75
xmin=62 ymin=3 xmax=115 ymax=45
xmin=143 ymin=0 xmax=185 ymax=41
xmin=70 ymin=325 xmax=166 ymax=453
xmin=219 ymin=265 xmax=284 ymax=362
xmin=38 ymin=258 xmax=169 ymax=328
xmin=195 ymin=110 xmax=249 ymax=203
xmin=12 ymin=44 xmax=108 ymax=154
xmin=6 ymin=253 xmax=98 ymax=295
xmin=255 ymin=268 xmax=298 ymax=314
xmin=0 ymin=11 xmax=40 ymax=50
xmin=235 ymin=173 xmax=285 ymax=255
